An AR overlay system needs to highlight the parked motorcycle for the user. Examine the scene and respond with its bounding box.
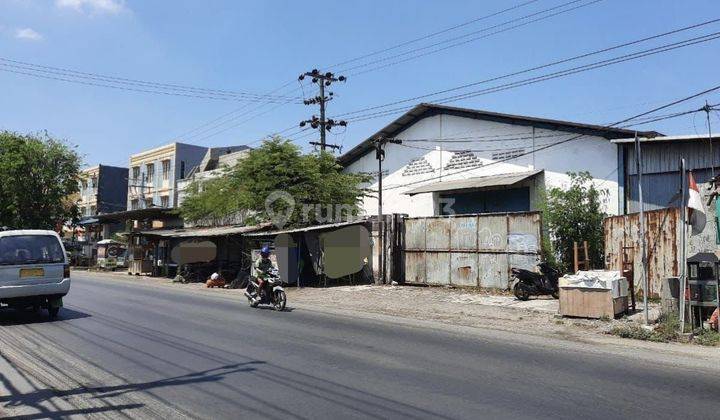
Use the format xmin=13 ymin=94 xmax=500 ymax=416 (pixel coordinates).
xmin=244 ymin=268 xmax=287 ymax=311
xmin=511 ymin=262 xmax=560 ymax=301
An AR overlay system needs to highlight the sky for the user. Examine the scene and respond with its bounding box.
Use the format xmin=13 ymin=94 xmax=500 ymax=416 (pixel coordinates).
xmin=1 ymin=0 xmax=720 ymax=168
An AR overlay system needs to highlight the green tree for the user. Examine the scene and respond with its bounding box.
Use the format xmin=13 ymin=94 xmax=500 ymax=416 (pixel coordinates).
xmin=540 ymin=171 xmax=607 ymax=272
xmin=0 ymin=131 xmax=82 ymax=229
xmin=180 ymin=137 xmax=371 ymax=227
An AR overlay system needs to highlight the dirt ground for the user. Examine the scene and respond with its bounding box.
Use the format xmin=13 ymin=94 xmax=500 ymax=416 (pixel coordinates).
xmin=78 ymin=269 xmax=720 ymax=358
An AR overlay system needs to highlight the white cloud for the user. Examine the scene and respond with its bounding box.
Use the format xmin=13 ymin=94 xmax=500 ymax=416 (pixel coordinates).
xmin=55 ymin=0 xmax=127 ymax=15
xmin=15 ymin=27 xmax=43 ymax=41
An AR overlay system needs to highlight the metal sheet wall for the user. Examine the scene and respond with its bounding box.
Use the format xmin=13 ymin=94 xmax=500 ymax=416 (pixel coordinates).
xmin=624 ymin=140 xmax=720 ymax=175
xmin=625 ymin=169 xmax=713 ymax=213
xmin=603 ymin=208 xmax=680 ymax=297
xmin=403 ymin=212 xmax=541 ymax=288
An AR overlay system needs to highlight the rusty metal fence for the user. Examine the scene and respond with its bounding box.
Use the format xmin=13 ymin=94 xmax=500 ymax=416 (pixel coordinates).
xmin=403 ymin=212 xmax=542 ymax=288
xmin=604 ymin=208 xmax=680 ymax=297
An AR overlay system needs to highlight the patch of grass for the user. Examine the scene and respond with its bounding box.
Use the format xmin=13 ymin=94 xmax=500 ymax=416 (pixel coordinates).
xmin=654 ymin=313 xmax=680 ymax=342
xmin=694 ymin=330 xmax=720 ymax=347
xmin=609 ymin=324 xmax=664 ymax=342
xmin=608 ymin=314 xmax=680 ymax=343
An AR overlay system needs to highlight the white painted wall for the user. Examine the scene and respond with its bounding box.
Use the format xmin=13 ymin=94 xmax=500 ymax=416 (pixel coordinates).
xmin=344 ymin=113 xmax=619 ymax=217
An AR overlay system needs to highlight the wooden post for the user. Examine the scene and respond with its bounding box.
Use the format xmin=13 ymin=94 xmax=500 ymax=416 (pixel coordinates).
xmin=574 ymin=241 xmax=591 ymax=273
xmin=574 ymin=241 xmax=579 ymax=273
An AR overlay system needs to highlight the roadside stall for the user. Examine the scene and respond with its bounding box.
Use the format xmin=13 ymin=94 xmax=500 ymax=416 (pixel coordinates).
xmin=96 ymin=239 xmax=127 ymax=270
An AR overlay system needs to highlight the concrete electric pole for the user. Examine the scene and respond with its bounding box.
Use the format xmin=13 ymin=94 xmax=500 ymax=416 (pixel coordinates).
xmin=298 ymin=69 xmax=347 ymax=152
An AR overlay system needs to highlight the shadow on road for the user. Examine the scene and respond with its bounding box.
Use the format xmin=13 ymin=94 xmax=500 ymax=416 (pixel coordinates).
xmin=0 ymin=362 xmax=264 ymax=418
xmin=62 ymin=308 xmax=455 ymax=419
xmin=252 ymin=305 xmax=295 ymax=312
xmin=0 ymin=307 xmax=91 ymax=326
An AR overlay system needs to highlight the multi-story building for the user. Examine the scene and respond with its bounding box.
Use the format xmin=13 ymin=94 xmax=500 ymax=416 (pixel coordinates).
xmin=127 ymin=142 xmax=208 ymax=210
xmin=127 ymin=142 xmax=248 ymax=210
xmin=176 ymin=146 xmax=250 ymax=207
xmin=75 ymin=164 xmax=128 ymax=246
xmin=78 ymin=165 xmax=129 ymax=218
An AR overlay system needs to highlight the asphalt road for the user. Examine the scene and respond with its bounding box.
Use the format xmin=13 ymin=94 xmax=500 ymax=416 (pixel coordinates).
xmin=2 ymin=272 xmax=719 ymax=419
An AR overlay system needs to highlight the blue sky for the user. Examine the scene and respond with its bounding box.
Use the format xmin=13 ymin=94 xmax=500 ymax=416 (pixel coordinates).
xmin=1 ymin=0 xmax=720 ymax=168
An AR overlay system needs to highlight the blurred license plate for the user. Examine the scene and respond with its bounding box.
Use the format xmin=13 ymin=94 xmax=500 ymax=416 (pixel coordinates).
xmin=20 ymin=268 xmax=44 ymax=278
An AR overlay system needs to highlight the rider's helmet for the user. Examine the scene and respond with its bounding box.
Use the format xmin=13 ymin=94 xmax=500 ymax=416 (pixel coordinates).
xmin=260 ymin=245 xmax=271 ymax=258
xmin=210 ymin=272 xmax=220 ymax=281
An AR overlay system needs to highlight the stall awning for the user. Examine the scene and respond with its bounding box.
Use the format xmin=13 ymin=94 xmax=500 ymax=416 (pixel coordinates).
xmin=243 ymin=220 xmax=369 ymax=237
xmin=77 ymin=217 xmax=100 ymax=226
xmin=404 ymin=170 xmax=543 ymax=196
xmin=137 ymin=223 xmax=271 ymax=238
xmin=95 ymin=207 xmax=176 ymax=223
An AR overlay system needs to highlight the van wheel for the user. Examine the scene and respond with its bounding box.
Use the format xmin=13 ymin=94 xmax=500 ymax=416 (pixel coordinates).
xmin=48 ymin=307 xmax=60 ymax=320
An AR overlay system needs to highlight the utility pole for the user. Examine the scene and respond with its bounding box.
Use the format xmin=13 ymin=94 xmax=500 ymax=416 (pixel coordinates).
xmin=702 ymin=101 xmax=720 ymax=331
xmin=634 ymin=132 xmax=649 ymax=325
xmin=374 ymin=136 xmax=402 ymax=284
xmin=679 ymin=158 xmax=688 ymax=333
xmin=299 ymin=69 xmax=347 ymax=152
xmin=703 ymin=100 xmax=715 ymax=177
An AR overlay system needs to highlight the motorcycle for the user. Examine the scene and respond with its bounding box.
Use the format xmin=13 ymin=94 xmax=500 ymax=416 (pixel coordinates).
xmin=511 ymin=262 xmax=560 ymax=301
xmin=244 ymin=268 xmax=287 ymax=311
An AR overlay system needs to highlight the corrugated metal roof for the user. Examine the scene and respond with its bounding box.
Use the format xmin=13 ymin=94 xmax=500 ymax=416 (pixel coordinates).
xmin=244 ymin=220 xmax=369 ymax=237
xmin=96 ymin=207 xmax=176 ymax=222
xmin=612 ymin=134 xmax=720 ymax=144
xmin=404 ymin=170 xmax=543 ymax=196
xmin=338 ymin=103 xmax=661 ymax=166
xmin=138 ymin=223 xmax=270 ymax=238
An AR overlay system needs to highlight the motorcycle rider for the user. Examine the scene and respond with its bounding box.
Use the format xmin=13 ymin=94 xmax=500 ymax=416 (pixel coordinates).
xmin=252 ymin=245 xmax=275 ymax=304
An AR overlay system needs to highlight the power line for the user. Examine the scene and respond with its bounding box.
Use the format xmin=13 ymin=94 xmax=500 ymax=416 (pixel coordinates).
xmin=162 ymin=1 xmax=582 ymax=145
xmin=326 ymin=0 xmax=541 ymax=70
xmin=343 ymin=30 xmax=720 ymax=124
xmin=0 ymin=57 xmax=298 ymax=102
xmin=335 ymin=18 xmax=720 ymax=119
xmin=338 ymin=0 xmax=601 ymax=75
xmin=0 ymin=66 xmax=301 ymax=103
xmin=161 ymin=1 xmax=597 ymax=147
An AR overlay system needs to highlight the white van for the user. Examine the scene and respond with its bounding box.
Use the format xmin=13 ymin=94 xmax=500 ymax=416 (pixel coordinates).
xmin=0 ymin=230 xmax=71 ymax=320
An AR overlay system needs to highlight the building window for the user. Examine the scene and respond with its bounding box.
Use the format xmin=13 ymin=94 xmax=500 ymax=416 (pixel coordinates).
xmin=160 ymin=196 xmax=170 ymax=208
xmin=146 ymin=163 xmax=154 ymax=183
xmin=491 ymin=148 xmax=525 ymax=160
xmin=80 ymin=206 xmax=86 ymax=216
xmin=145 ymin=198 xmax=154 ymax=208
xmin=90 ymin=205 xmax=96 ymax=215
xmin=131 ymin=199 xmax=139 ymax=210
xmin=132 ymin=166 xmax=140 ymax=181
xmin=180 ymin=161 xmax=186 ymax=179
xmin=162 ymin=159 xmax=171 ymax=180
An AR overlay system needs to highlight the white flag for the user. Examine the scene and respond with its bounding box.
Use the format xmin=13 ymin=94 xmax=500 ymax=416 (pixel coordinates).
xmin=687 ymin=171 xmax=706 ymax=235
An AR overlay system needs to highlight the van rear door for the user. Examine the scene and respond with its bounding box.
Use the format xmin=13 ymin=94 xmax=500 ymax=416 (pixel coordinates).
xmin=0 ymin=234 xmax=66 ymax=287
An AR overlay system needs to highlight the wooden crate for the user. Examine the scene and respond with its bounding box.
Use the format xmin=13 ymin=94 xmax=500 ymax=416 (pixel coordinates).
xmin=559 ymin=287 xmax=629 ymax=319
